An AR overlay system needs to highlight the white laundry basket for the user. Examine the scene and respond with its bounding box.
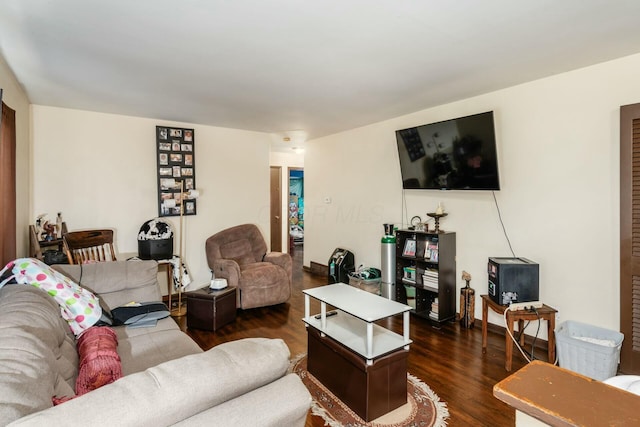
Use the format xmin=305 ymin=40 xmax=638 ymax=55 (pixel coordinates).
xmin=555 ymin=320 xmax=624 ymax=381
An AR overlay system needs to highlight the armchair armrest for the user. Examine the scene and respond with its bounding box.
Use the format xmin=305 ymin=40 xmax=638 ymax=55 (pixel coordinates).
xmin=212 ymin=259 xmax=241 ymax=288
xmin=263 ymin=252 xmax=292 ymax=278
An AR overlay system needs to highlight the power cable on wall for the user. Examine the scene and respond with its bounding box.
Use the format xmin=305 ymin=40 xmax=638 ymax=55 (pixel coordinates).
xmin=403 ymin=190 xmax=514 ymax=257
xmin=492 ymin=191 xmax=516 ymax=258
xmin=402 ymin=189 xmax=409 ymax=229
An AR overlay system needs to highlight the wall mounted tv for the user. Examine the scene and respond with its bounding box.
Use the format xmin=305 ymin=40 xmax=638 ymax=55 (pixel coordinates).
xmin=395 ymin=111 xmax=500 ymax=190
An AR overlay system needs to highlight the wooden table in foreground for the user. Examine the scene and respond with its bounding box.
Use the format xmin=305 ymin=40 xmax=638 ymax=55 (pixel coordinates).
xmin=481 ymin=294 xmax=557 ymax=371
xmin=494 ymin=360 xmax=640 ymax=426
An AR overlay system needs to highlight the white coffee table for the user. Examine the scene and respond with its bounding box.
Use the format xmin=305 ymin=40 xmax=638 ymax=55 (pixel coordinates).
xmin=302 ymin=283 xmax=412 ymax=421
xmin=303 ymin=283 xmax=412 ymax=362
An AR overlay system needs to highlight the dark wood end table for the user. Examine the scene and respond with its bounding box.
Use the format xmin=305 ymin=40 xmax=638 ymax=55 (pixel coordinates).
xmin=185 ymin=286 xmax=237 ymax=331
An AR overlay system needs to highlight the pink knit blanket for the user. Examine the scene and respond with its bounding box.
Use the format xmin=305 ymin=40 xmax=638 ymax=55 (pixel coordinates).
xmin=75 ymin=326 xmax=122 ymax=395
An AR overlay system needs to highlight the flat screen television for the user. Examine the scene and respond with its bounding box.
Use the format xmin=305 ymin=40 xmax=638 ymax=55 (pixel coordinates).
xmin=395 ymin=111 xmax=500 ymax=190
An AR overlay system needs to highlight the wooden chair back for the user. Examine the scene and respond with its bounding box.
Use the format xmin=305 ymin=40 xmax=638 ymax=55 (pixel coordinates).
xmin=63 ymin=229 xmax=117 ymax=264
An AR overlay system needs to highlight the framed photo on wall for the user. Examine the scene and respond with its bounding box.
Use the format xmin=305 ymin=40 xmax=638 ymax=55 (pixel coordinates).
xmin=156 ymin=126 xmax=196 ymax=217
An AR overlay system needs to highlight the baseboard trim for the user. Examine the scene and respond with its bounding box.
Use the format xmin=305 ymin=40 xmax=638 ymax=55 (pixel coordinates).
xmin=309 ymin=261 xmax=327 ymax=276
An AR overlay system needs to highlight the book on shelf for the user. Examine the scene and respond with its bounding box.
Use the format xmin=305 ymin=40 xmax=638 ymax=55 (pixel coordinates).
xmin=422 ymin=269 xmax=439 ymax=290
xmin=402 ymin=239 xmax=417 ymax=257
xmin=423 ymin=285 xmax=439 ymax=293
xmin=403 ymin=266 xmax=416 ymax=282
xmin=424 ymin=240 xmax=439 ymax=261
xmin=430 ymin=298 xmax=439 ymax=319
xmin=401 ymin=277 xmax=416 ymax=285
xmin=423 ymin=270 xmax=438 ymax=280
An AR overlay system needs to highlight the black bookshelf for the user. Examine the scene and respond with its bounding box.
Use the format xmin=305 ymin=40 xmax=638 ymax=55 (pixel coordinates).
xmin=395 ymin=229 xmax=456 ymax=325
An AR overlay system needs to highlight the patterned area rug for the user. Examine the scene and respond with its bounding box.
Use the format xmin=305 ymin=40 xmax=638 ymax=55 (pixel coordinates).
xmin=290 ymin=354 xmax=449 ymax=427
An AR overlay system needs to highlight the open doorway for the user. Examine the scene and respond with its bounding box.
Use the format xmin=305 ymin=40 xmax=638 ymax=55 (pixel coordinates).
xmin=288 ymin=168 xmax=304 ymax=253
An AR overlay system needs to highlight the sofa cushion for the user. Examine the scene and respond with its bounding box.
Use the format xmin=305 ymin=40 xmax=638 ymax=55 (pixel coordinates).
xmin=0 ymin=285 xmax=78 ymax=424
xmin=54 ymin=260 xmax=161 ymax=311
xmin=114 ymin=317 xmax=202 ymax=376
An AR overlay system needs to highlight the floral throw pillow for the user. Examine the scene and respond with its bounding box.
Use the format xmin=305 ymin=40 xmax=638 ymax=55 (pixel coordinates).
xmin=0 ymin=258 xmax=102 ymax=336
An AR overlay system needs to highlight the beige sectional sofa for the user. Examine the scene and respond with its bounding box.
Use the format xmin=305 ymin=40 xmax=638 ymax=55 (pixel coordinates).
xmin=0 ymin=260 xmax=311 ymax=426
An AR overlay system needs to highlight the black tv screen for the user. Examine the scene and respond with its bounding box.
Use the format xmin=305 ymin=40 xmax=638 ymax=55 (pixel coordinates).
xmin=395 ymin=111 xmax=500 ymax=190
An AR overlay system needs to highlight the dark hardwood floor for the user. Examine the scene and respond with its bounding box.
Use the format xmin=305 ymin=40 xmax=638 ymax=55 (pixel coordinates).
xmin=176 ymin=246 xmax=529 ymax=426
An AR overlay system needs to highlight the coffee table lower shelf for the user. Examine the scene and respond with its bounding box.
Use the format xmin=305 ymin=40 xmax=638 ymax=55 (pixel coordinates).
xmin=307 ymin=326 xmax=408 ymax=422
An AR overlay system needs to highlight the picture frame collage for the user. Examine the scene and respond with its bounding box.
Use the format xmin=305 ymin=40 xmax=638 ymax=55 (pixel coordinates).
xmin=156 ymin=126 xmax=196 ymax=217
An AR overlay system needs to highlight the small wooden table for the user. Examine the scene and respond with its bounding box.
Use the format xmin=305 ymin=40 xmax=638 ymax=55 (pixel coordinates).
xmin=481 ymin=294 xmax=557 ymax=371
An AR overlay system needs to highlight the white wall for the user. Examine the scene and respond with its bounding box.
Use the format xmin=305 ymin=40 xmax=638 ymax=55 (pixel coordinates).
xmin=305 ymin=53 xmax=640 ymax=333
xmin=270 ymin=150 xmax=304 ymax=251
xmin=31 ymin=106 xmax=271 ymax=287
xmin=0 ymin=53 xmax=30 ymax=258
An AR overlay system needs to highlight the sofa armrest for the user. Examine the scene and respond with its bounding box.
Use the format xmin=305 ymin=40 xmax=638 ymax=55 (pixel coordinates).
xmin=172 ymin=374 xmax=311 ymax=427
xmin=263 ymin=252 xmax=292 ymax=278
xmin=10 ymin=338 xmax=292 ymax=427
xmin=212 ymin=259 xmax=241 ymax=288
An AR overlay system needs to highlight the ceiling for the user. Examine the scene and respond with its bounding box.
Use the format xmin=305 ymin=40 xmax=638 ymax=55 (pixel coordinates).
xmin=2 ymin=1 xmax=640 ymax=152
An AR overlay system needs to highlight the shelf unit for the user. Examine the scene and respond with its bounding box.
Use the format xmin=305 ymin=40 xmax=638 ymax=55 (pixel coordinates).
xmin=28 ymin=222 xmax=68 ymax=261
xmin=395 ymin=229 xmax=456 ymax=324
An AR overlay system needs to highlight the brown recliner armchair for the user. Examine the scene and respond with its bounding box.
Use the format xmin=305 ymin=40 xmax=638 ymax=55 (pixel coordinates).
xmin=205 ymin=224 xmax=292 ymax=309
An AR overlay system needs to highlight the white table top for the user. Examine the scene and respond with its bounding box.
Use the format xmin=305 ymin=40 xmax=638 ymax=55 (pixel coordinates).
xmin=303 ymin=283 xmax=411 ymax=322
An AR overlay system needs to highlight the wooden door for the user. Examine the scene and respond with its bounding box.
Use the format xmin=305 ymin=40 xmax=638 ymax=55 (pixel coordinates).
xmin=620 ymin=103 xmax=640 ymax=374
xmin=270 ymin=166 xmax=282 ymax=252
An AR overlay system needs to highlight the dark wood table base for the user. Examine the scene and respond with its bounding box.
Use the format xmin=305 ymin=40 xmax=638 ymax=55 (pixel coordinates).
xmin=307 ymin=326 xmax=408 ymax=422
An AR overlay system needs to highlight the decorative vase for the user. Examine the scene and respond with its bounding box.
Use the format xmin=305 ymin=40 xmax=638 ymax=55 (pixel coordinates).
xmin=460 ymin=279 xmax=475 ymax=329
